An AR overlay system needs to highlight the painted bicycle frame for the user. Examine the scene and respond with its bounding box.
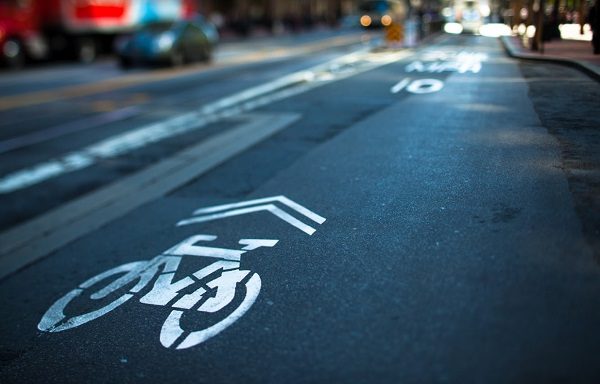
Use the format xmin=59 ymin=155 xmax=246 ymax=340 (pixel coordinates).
xmin=38 ymin=235 xmax=278 ymax=350
xmin=38 ymin=195 xmax=326 ymax=350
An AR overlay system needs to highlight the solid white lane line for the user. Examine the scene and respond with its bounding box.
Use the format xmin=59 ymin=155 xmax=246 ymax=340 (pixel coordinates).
xmin=0 ymin=48 xmax=410 ymax=195
xmin=0 ymin=113 xmax=300 ymax=280
xmin=0 ymin=106 xmax=141 ymax=155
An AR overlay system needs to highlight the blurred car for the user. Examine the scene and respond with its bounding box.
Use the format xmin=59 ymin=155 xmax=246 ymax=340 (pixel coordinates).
xmin=459 ymin=0 xmax=483 ymax=34
xmin=116 ymin=17 xmax=218 ymax=68
xmin=357 ymin=0 xmax=405 ymax=29
xmin=339 ymin=15 xmax=361 ymax=29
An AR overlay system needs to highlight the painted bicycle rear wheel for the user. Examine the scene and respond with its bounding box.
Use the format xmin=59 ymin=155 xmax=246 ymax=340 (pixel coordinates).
xmin=38 ymin=261 xmax=147 ymax=333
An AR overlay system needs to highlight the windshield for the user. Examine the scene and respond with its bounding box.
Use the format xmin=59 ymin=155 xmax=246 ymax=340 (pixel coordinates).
xmin=359 ymin=1 xmax=390 ymax=13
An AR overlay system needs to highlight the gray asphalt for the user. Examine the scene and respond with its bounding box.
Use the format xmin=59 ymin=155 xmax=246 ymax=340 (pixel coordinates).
xmin=0 ymin=31 xmax=374 ymax=231
xmin=0 ymin=34 xmax=599 ymax=383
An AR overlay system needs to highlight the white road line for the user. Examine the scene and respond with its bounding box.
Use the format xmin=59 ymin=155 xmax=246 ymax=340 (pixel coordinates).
xmin=191 ymin=195 xmax=326 ymax=224
xmin=0 ymin=48 xmax=410 ymax=195
xmin=406 ymin=79 xmax=445 ymax=94
xmin=165 ymin=235 xmax=246 ymax=261
xmin=391 ymin=78 xmax=411 ymax=94
xmin=178 ymin=204 xmax=318 ymax=235
xmin=0 ymin=113 xmax=300 ymax=280
xmin=0 ymin=106 xmax=141 ymax=155
xmin=160 ymin=272 xmax=261 ymax=349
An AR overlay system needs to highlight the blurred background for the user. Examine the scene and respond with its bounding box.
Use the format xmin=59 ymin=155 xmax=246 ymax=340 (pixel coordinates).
xmin=0 ymin=0 xmax=594 ymax=70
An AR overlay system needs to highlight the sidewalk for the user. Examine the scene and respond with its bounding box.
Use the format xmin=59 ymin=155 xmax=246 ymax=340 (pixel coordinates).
xmin=501 ymin=34 xmax=600 ymax=81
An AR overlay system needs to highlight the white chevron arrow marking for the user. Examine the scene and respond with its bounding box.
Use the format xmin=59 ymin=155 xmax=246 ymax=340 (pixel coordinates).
xmin=177 ymin=196 xmax=325 ymax=235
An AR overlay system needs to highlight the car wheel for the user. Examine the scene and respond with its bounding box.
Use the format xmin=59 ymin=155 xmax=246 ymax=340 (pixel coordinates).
xmin=201 ymin=46 xmax=213 ymax=63
xmin=77 ymin=38 xmax=97 ymax=64
xmin=119 ymin=56 xmax=132 ymax=69
xmin=170 ymin=49 xmax=185 ymax=67
xmin=2 ymin=38 xmax=25 ymax=69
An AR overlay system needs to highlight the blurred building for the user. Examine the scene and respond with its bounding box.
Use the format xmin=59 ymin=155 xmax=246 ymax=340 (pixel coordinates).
xmin=196 ymin=0 xmax=360 ymax=34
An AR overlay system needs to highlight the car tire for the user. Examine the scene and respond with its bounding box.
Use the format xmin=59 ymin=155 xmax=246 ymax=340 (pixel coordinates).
xmin=170 ymin=49 xmax=185 ymax=67
xmin=119 ymin=56 xmax=132 ymax=69
xmin=2 ymin=38 xmax=26 ymax=69
xmin=201 ymin=47 xmax=213 ymax=63
xmin=77 ymin=38 xmax=97 ymax=64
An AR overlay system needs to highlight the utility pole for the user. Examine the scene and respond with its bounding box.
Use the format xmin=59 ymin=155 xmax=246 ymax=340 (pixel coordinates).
xmin=531 ymin=0 xmax=545 ymax=52
xmin=579 ymin=0 xmax=586 ymax=35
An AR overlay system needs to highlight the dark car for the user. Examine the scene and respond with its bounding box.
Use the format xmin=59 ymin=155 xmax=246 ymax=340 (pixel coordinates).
xmin=116 ymin=17 xmax=218 ymax=68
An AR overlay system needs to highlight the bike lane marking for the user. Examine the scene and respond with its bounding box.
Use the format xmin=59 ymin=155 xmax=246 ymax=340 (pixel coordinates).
xmin=390 ymin=50 xmax=488 ymax=95
xmin=177 ymin=196 xmax=327 ymax=236
xmin=0 ymin=113 xmax=300 ymax=281
xmin=0 ymin=47 xmax=416 ymax=280
xmin=37 ymin=196 xmax=325 ymax=349
xmin=189 ymin=195 xmax=326 ymax=224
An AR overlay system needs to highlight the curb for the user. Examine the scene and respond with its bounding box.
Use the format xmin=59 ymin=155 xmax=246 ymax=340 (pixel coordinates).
xmin=500 ymin=35 xmax=600 ymax=82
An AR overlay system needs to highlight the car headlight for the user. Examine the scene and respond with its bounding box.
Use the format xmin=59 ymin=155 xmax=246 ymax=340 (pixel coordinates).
xmin=155 ymin=32 xmax=175 ymax=52
xmin=360 ymin=15 xmax=372 ymax=27
xmin=381 ymin=15 xmax=393 ymax=26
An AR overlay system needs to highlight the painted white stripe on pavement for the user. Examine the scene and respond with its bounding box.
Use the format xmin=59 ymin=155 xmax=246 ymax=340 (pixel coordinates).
xmin=192 ymin=195 xmax=326 ymax=224
xmin=0 ymin=106 xmax=141 ymax=155
xmin=179 ymin=204 xmax=318 ymax=235
xmin=0 ymin=113 xmax=301 ymax=280
xmin=0 ymin=48 xmax=410 ymax=194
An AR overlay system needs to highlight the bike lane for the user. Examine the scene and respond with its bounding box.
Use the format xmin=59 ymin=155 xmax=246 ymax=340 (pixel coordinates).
xmin=1 ymin=36 xmax=599 ymax=383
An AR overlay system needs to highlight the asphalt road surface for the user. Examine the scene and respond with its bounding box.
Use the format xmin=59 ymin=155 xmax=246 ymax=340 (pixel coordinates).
xmin=0 ymin=30 xmax=599 ymax=383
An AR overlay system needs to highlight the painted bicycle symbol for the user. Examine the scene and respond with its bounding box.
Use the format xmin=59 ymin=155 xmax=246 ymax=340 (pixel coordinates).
xmin=390 ymin=50 xmax=487 ymax=95
xmin=38 ymin=196 xmax=325 ymax=350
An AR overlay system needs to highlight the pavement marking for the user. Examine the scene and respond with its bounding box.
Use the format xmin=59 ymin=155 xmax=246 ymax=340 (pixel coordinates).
xmin=0 ymin=78 xmax=307 ymax=194
xmin=405 ymin=50 xmax=487 ymax=74
xmin=177 ymin=195 xmax=327 ymax=235
xmin=37 ymin=196 xmax=324 ymax=349
xmin=391 ymin=78 xmax=411 ymax=94
xmin=0 ymin=106 xmax=141 ymax=155
xmin=0 ymin=46 xmax=409 ymax=278
xmin=0 ymin=113 xmax=300 ymax=281
xmin=406 ymin=79 xmax=445 ymax=94
xmin=0 ymin=48 xmax=410 ymax=194
xmin=179 ymin=204 xmax=318 ymax=235
xmin=390 ymin=49 xmax=487 ymax=95
xmin=191 ymin=195 xmax=326 ymax=224
xmin=0 ymin=33 xmax=375 ymax=112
